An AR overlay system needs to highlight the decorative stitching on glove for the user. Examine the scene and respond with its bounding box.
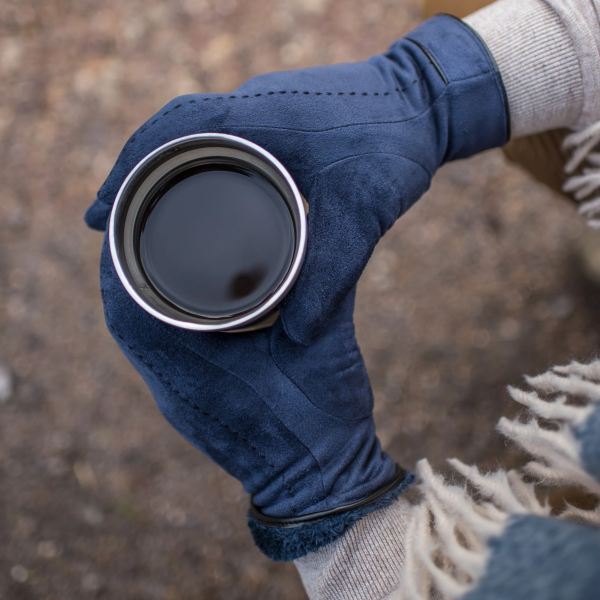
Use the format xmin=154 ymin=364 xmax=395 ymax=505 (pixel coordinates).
xmin=125 ymin=81 xmax=421 ymax=144
xmin=95 ymin=78 xmax=429 ymax=207
xmin=100 ymin=286 xmax=298 ymax=511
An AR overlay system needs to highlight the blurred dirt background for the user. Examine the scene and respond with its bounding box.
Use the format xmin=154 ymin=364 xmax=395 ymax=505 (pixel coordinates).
xmin=1 ymin=0 xmax=600 ymax=598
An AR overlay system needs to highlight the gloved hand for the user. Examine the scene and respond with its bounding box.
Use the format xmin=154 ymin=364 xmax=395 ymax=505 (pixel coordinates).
xmin=87 ymin=15 xmax=510 ymax=561
xmin=86 ymin=15 xmax=509 ymax=346
xmin=101 ymin=252 xmax=407 ymax=559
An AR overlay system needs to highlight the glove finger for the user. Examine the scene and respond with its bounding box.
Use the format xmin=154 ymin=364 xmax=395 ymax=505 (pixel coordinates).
xmin=84 ymin=94 xmax=224 ymax=231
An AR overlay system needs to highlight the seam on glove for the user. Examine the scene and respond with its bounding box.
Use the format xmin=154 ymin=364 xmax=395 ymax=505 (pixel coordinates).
xmin=269 ymin=316 xmax=374 ymax=423
xmin=445 ymin=13 xmax=511 ymax=139
xmin=313 ymin=150 xmax=434 ymax=184
xmin=94 ymin=78 xmax=429 ymax=207
xmin=124 ymin=81 xmax=423 ymax=141
xmin=162 ymin=320 xmax=370 ymax=430
xmin=96 ymin=66 xmax=494 ymax=210
xmin=100 ymin=289 xmax=301 ymax=512
xmin=404 ymin=38 xmax=450 ymax=85
xmin=268 ymin=344 xmax=372 ymax=424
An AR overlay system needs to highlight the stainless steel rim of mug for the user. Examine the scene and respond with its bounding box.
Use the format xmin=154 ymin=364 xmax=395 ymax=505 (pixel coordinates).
xmin=109 ymin=133 xmax=307 ymax=332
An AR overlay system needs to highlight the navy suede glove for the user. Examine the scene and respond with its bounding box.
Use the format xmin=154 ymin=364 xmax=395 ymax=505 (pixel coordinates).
xmin=87 ymin=16 xmax=510 ymax=561
xmin=101 ymin=248 xmax=408 ymax=559
xmin=86 ymin=16 xmax=509 ymax=346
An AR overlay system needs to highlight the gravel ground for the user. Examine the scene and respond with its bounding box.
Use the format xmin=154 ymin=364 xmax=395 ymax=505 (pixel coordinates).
xmin=2 ymin=0 xmax=600 ymax=598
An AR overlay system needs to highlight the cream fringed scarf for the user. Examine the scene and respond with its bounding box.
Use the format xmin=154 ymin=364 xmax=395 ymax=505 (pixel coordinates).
xmin=397 ymin=360 xmax=600 ymax=600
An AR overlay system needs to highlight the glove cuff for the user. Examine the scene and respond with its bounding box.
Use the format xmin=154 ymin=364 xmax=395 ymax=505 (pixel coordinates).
xmin=448 ymin=14 xmax=512 ymax=139
xmin=397 ymin=14 xmax=511 ymax=159
xmin=247 ymin=466 xmax=413 ymax=561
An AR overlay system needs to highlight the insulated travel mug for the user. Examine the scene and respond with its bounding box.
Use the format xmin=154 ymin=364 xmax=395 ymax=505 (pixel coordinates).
xmin=109 ymin=134 xmax=307 ymax=332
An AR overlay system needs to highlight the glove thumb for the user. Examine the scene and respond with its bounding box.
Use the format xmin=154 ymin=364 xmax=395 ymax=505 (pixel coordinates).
xmin=280 ymin=153 xmax=430 ymax=345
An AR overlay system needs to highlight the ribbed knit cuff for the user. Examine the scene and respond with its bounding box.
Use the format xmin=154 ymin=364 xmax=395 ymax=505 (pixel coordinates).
xmin=294 ymin=498 xmax=411 ymax=600
xmin=464 ymin=0 xmax=587 ymax=137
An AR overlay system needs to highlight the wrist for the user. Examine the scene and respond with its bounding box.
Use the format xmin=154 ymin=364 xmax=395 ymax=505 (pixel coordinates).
xmin=464 ymin=0 xmax=600 ymax=136
xmin=295 ymin=496 xmax=412 ymax=600
xmin=393 ymin=14 xmax=510 ymax=160
xmin=247 ymin=465 xmax=413 ymax=561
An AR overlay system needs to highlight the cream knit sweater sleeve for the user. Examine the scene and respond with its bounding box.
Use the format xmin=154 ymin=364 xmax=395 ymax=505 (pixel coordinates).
xmin=294 ymin=2 xmax=600 ymax=599
xmin=465 ymin=0 xmax=600 ymax=136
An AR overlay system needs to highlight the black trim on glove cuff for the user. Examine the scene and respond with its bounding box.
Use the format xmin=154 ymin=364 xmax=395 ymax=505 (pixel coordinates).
xmin=247 ymin=465 xmax=414 ymax=561
xmin=250 ymin=465 xmax=407 ymax=527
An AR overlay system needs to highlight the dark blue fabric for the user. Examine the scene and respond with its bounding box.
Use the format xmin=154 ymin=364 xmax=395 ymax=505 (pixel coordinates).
xmin=248 ymin=472 xmax=415 ymax=561
xmin=88 ymin=16 xmax=510 ymax=560
xmin=86 ymin=15 xmax=509 ymax=345
xmin=462 ymin=515 xmax=600 ymax=600
xmin=101 ymin=233 xmax=396 ymax=519
xmin=575 ymin=401 xmax=600 ymax=481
